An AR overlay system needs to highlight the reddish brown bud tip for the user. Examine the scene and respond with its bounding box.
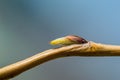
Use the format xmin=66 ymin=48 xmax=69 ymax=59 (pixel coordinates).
xmin=66 ymin=35 xmax=88 ymax=44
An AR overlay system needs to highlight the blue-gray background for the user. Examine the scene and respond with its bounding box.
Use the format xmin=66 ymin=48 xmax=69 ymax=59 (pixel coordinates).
xmin=1 ymin=0 xmax=120 ymax=80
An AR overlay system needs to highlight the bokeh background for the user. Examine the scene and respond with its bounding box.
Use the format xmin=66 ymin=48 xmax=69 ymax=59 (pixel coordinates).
xmin=1 ymin=0 xmax=120 ymax=80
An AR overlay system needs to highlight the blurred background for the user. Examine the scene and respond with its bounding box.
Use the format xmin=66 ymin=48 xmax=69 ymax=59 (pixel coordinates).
xmin=1 ymin=0 xmax=120 ymax=80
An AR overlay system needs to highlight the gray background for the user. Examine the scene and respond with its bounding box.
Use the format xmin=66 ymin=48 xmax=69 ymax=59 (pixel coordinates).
xmin=1 ymin=0 xmax=120 ymax=80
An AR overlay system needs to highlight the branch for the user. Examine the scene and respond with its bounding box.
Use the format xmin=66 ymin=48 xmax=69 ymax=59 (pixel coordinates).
xmin=1 ymin=41 xmax=120 ymax=80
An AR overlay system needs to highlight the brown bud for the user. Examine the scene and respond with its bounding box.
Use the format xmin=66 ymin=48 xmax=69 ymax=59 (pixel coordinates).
xmin=66 ymin=35 xmax=88 ymax=44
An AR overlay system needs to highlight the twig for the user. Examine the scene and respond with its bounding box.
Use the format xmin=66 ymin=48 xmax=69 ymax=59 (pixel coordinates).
xmin=1 ymin=41 xmax=120 ymax=80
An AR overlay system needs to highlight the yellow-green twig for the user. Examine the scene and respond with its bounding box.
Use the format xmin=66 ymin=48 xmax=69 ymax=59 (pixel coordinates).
xmin=1 ymin=36 xmax=120 ymax=79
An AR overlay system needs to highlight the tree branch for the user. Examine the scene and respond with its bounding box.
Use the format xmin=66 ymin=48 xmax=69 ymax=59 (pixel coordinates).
xmin=1 ymin=41 xmax=120 ymax=80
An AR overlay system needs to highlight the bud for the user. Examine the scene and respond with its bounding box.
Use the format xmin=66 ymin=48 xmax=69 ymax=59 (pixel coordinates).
xmin=50 ymin=35 xmax=88 ymax=45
